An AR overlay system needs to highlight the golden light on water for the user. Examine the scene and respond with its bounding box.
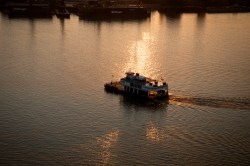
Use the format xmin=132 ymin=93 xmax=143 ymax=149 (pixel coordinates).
xmin=96 ymin=129 xmax=119 ymax=165
xmin=146 ymin=122 xmax=166 ymax=143
xmin=146 ymin=125 xmax=161 ymax=142
xmin=123 ymin=32 xmax=154 ymax=75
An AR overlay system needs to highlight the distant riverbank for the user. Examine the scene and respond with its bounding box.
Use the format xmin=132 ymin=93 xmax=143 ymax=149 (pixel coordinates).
xmin=153 ymin=5 xmax=250 ymax=13
xmin=0 ymin=0 xmax=249 ymax=18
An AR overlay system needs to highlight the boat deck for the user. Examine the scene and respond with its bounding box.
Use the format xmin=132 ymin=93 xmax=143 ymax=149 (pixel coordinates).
xmin=104 ymin=81 xmax=124 ymax=93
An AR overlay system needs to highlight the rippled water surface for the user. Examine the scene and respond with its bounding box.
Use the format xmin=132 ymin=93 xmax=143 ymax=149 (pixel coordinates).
xmin=0 ymin=12 xmax=250 ymax=165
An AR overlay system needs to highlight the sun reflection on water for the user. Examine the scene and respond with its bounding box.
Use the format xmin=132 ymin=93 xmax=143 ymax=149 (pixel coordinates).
xmin=96 ymin=129 xmax=119 ymax=165
xmin=123 ymin=32 xmax=155 ymax=75
xmin=146 ymin=122 xmax=167 ymax=143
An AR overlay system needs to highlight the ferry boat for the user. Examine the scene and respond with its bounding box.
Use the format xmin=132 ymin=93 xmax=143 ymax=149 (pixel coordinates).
xmin=104 ymin=72 xmax=169 ymax=100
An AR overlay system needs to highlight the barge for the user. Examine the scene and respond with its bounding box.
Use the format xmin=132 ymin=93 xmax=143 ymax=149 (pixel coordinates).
xmin=105 ymin=72 xmax=169 ymax=100
xmin=78 ymin=1 xmax=150 ymax=19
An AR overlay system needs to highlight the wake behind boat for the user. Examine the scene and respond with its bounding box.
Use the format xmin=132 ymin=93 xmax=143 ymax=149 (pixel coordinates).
xmin=104 ymin=72 xmax=169 ymax=100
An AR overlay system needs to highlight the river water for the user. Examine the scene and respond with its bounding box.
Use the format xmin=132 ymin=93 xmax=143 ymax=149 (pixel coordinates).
xmin=0 ymin=11 xmax=250 ymax=165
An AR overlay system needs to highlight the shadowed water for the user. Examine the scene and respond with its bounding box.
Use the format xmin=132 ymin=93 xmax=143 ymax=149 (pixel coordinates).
xmin=0 ymin=12 xmax=250 ymax=165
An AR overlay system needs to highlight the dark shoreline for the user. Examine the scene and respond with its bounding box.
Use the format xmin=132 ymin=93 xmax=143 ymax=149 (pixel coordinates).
xmin=0 ymin=1 xmax=249 ymax=19
xmin=157 ymin=6 xmax=250 ymax=13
